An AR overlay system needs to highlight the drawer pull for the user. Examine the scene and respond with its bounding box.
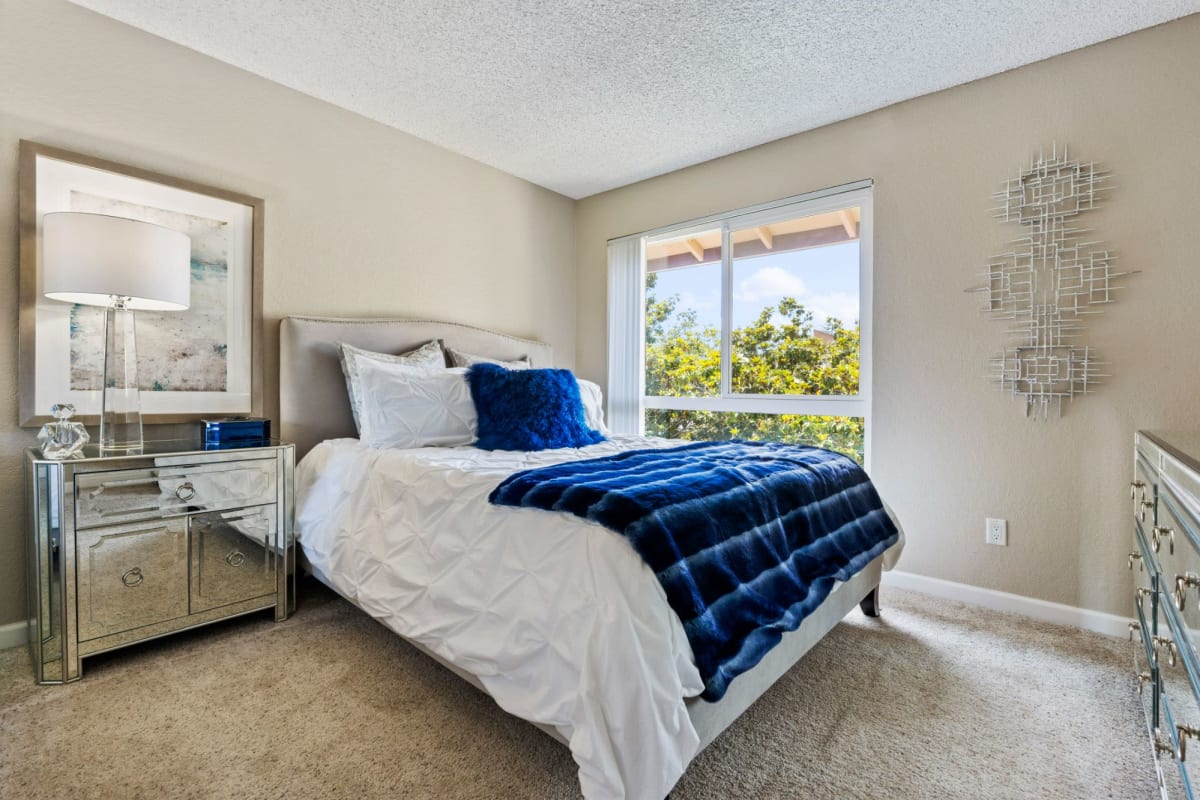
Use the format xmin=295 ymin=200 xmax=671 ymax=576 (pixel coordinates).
xmin=1153 ymin=525 xmax=1176 ymax=555
xmin=121 ymin=567 xmax=144 ymax=588
xmin=1131 ymin=479 xmax=1146 ymax=499
xmin=86 ymin=475 xmax=161 ymax=498
xmin=1139 ymin=499 xmax=1155 ymax=522
xmin=1175 ymin=573 xmax=1200 ymax=611
xmin=175 ymin=482 xmax=196 ymax=502
xmin=1129 ymin=552 xmax=1143 ymax=571
xmin=1178 ymin=725 xmax=1200 ymax=761
xmin=1154 ymin=635 xmax=1178 ymax=668
xmin=1136 ymin=587 xmax=1154 ymax=609
xmin=226 ymin=551 xmax=246 ymax=568
xmin=1137 ymin=671 xmax=1152 ymax=695
xmin=1130 ymin=621 xmax=1142 ymax=641
xmin=1155 ymin=730 xmax=1177 ymax=760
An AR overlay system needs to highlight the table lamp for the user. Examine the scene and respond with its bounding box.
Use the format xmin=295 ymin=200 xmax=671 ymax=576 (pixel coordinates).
xmin=42 ymin=212 xmax=191 ymax=453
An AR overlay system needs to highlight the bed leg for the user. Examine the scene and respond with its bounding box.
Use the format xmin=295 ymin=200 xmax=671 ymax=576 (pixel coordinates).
xmin=860 ymin=586 xmax=880 ymax=618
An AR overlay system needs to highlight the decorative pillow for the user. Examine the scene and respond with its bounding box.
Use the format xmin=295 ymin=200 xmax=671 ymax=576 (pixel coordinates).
xmin=467 ymin=363 xmax=606 ymax=452
xmin=576 ymin=378 xmax=609 ymax=436
xmin=357 ymin=364 xmax=476 ymax=450
xmin=443 ymin=344 xmax=531 ymax=370
xmin=339 ymin=340 xmax=445 ymax=432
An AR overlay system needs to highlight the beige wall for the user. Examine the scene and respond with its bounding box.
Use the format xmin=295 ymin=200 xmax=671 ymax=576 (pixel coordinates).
xmin=576 ymin=16 xmax=1200 ymax=618
xmin=0 ymin=0 xmax=576 ymax=626
xmin=0 ymin=2 xmax=1195 ymax=632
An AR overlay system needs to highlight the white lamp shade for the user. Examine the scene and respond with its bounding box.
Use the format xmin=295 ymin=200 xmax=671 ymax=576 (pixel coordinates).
xmin=42 ymin=212 xmax=192 ymax=310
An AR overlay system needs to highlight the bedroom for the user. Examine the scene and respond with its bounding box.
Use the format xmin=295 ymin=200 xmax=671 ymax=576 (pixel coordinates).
xmin=1 ymin=0 xmax=1198 ymax=797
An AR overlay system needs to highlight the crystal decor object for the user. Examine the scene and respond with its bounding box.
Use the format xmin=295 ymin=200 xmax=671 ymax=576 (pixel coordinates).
xmin=37 ymin=403 xmax=89 ymax=459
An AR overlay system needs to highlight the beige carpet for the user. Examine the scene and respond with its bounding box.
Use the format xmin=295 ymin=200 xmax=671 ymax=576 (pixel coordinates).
xmin=0 ymin=582 xmax=1154 ymax=799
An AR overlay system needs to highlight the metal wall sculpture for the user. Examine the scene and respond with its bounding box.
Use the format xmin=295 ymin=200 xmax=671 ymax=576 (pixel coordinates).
xmin=972 ymin=144 xmax=1134 ymax=418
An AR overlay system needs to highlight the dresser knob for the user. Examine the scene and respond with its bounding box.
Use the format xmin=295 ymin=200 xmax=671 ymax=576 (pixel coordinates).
xmin=175 ymin=482 xmax=196 ymax=502
xmin=226 ymin=551 xmax=246 ymax=567
xmin=1153 ymin=525 xmax=1176 ymax=555
xmin=1129 ymin=552 xmax=1143 ymax=571
xmin=1175 ymin=573 xmax=1200 ymax=611
xmin=1155 ymin=730 xmax=1177 ymax=760
xmin=121 ymin=567 xmax=144 ymax=588
xmin=1178 ymin=725 xmax=1200 ymax=761
xmin=1154 ymin=635 xmax=1179 ymax=668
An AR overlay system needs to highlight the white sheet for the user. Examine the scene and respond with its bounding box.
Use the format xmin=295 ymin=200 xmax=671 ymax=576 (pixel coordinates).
xmin=296 ymin=435 xmax=901 ymax=799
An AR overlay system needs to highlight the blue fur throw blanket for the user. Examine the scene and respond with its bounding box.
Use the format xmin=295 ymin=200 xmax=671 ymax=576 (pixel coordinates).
xmin=489 ymin=440 xmax=900 ymax=701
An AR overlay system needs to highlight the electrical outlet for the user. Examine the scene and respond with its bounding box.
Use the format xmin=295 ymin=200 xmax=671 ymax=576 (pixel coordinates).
xmin=986 ymin=518 xmax=1008 ymax=546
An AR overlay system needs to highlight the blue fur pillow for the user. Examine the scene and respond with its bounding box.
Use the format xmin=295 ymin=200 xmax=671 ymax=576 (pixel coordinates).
xmin=468 ymin=363 xmax=607 ymax=451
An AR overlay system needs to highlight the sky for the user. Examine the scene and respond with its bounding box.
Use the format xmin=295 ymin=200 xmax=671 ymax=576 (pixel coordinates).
xmin=649 ymin=240 xmax=860 ymax=332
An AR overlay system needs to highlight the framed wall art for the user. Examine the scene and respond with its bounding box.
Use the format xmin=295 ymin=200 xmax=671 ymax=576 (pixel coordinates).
xmin=18 ymin=141 xmax=264 ymax=426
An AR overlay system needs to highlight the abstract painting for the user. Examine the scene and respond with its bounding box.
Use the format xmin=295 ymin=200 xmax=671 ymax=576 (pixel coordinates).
xmin=68 ymin=192 xmax=231 ymax=392
xmin=18 ymin=141 xmax=264 ymax=425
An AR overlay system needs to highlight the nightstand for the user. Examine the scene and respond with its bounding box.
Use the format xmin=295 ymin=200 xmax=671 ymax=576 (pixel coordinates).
xmin=24 ymin=439 xmax=295 ymax=683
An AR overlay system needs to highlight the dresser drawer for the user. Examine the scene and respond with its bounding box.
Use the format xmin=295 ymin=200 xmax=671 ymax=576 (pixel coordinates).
xmin=1164 ymin=455 xmax=1200 ymax=521
xmin=75 ymin=459 xmax=277 ymax=529
xmin=1158 ymin=684 xmax=1197 ymax=799
xmin=76 ymin=517 xmax=189 ymax=642
xmin=1160 ymin=652 xmax=1200 ymax=795
xmin=1158 ymin=490 xmax=1200 ymax=644
xmin=190 ymin=506 xmax=278 ymax=613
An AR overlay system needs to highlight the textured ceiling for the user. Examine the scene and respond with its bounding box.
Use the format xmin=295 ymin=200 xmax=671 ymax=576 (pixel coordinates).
xmin=69 ymin=1 xmax=1200 ymax=198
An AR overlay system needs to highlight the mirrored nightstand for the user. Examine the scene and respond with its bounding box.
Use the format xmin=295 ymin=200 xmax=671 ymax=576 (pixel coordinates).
xmin=24 ymin=439 xmax=295 ymax=683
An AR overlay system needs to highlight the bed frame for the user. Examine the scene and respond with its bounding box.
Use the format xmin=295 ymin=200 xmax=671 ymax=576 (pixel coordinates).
xmin=279 ymin=315 xmax=885 ymax=752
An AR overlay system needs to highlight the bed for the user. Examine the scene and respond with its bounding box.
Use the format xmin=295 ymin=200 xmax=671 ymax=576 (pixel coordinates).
xmin=280 ymin=315 xmax=904 ymax=800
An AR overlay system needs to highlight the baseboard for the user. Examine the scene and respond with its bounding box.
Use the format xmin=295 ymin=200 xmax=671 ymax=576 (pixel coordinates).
xmin=0 ymin=577 xmax=1136 ymax=649
xmin=0 ymin=620 xmax=28 ymax=650
xmin=881 ymin=570 xmax=1134 ymax=639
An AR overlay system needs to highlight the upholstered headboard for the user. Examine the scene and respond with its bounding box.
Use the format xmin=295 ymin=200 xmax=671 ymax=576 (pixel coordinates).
xmin=279 ymin=316 xmax=554 ymax=457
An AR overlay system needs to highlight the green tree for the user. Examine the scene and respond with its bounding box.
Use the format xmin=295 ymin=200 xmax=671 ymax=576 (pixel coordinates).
xmin=643 ymin=273 xmax=865 ymax=462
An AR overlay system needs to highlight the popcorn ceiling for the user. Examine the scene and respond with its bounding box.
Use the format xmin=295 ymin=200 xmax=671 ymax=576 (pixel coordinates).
xmin=69 ymin=0 xmax=1200 ymax=198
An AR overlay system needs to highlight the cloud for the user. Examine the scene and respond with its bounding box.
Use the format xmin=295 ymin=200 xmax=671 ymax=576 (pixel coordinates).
xmin=735 ymin=265 xmax=859 ymax=330
xmin=678 ymin=290 xmax=715 ymax=311
xmin=807 ymin=291 xmax=859 ymax=328
xmin=735 ymin=266 xmax=807 ymax=303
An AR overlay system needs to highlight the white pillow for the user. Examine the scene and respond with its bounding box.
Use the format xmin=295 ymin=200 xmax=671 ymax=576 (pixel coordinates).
xmin=339 ymin=340 xmax=445 ymax=432
xmin=358 ymin=364 xmax=476 ymax=450
xmin=576 ymin=378 xmax=609 ymax=435
xmin=443 ymin=344 xmax=530 ymax=370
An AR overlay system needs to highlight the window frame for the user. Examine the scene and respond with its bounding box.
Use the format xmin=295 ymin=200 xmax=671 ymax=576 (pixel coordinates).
xmin=607 ymin=180 xmax=874 ymax=465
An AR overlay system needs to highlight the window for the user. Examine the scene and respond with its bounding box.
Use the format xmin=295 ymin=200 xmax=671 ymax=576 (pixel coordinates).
xmin=607 ymin=182 xmax=873 ymax=464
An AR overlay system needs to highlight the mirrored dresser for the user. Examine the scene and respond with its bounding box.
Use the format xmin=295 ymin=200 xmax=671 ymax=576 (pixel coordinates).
xmin=24 ymin=439 xmax=295 ymax=683
xmin=1131 ymin=431 xmax=1200 ymax=798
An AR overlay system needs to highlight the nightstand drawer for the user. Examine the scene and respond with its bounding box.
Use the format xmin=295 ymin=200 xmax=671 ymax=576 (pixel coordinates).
xmin=76 ymin=518 xmax=189 ymax=641
xmin=190 ymin=506 xmax=279 ymax=613
xmin=75 ymin=459 xmax=277 ymax=528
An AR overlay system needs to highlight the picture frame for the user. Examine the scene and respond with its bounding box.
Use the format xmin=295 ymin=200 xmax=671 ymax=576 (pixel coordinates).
xmin=18 ymin=141 xmax=264 ymax=427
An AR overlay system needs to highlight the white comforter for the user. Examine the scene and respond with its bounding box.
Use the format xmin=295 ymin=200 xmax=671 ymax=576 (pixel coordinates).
xmin=296 ymin=435 xmax=897 ymax=799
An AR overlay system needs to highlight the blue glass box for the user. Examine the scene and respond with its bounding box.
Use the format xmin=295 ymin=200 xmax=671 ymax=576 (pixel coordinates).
xmin=203 ymin=417 xmax=271 ymax=448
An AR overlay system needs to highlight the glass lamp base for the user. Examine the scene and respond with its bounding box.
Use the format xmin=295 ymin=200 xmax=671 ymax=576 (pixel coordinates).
xmin=100 ymin=300 xmax=144 ymax=454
